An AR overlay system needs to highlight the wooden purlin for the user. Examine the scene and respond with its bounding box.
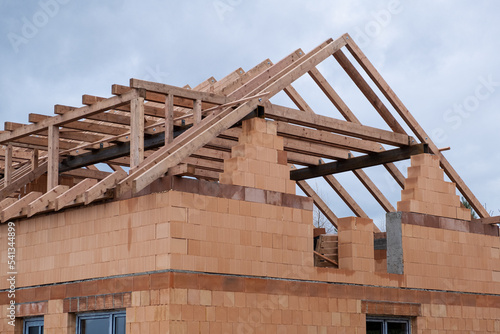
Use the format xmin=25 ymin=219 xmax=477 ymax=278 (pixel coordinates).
xmin=343 ymin=34 xmax=490 ymax=218
xmin=118 ymin=36 xmax=349 ymax=195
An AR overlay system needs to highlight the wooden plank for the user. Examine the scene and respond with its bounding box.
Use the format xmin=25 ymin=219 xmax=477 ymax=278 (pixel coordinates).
xmin=55 ymin=178 xmax=97 ymax=211
xmin=0 ymin=162 xmax=47 ymax=200
xmin=344 ymin=34 xmax=489 ymax=218
xmin=0 ymin=198 xmax=17 ymax=211
xmin=168 ymin=164 xmax=196 ymax=177
xmin=313 ymin=250 xmax=338 ymax=266
xmin=291 ymin=144 xmax=428 ymax=181
xmin=130 ymin=97 xmax=145 ymax=169
xmin=61 ymin=168 xmax=111 ymax=180
xmin=0 ymin=89 xmax=140 ymax=144
xmin=4 ymin=144 xmax=12 ymax=186
xmin=47 ymin=125 xmax=59 ymax=190
xmin=26 ymin=185 xmax=69 ymax=217
xmin=130 ymin=78 xmax=227 ymax=105
xmin=84 ymin=169 xmax=126 ymax=204
xmin=296 ymin=178 xmax=338 ymax=227
xmin=1 ymin=191 xmax=42 ymax=222
xmin=268 ymin=104 xmax=410 ymax=146
xmin=165 ymin=94 xmax=174 ymax=145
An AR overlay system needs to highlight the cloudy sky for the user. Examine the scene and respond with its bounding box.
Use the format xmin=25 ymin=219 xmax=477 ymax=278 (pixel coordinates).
xmin=0 ymin=0 xmax=499 ymax=224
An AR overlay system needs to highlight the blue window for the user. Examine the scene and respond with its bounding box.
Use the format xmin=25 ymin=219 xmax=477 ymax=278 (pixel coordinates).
xmin=76 ymin=311 xmax=125 ymax=334
xmin=24 ymin=317 xmax=44 ymax=334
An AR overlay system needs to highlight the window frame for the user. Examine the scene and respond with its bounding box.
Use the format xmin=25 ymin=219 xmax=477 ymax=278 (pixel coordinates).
xmin=23 ymin=316 xmax=44 ymax=334
xmin=366 ymin=317 xmax=411 ymax=334
xmin=76 ymin=310 xmax=125 ymax=334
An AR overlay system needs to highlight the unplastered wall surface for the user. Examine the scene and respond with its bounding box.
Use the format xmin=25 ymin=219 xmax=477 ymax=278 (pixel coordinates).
xmin=402 ymin=223 xmax=500 ymax=295
xmin=0 ymin=191 xmax=175 ymax=289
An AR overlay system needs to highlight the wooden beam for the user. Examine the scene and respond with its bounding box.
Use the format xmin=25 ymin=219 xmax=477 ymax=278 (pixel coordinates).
xmin=1 ymin=191 xmax=42 ymax=222
xmin=474 ymin=216 xmax=500 ymax=225
xmin=26 ymin=185 xmax=69 ymax=217
xmin=165 ymin=94 xmax=174 ymax=145
xmin=61 ymin=168 xmax=111 ymax=180
xmin=291 ymin=144 xmax=428 ymax=181
xmin=0 ymin=89 xmax=141 ymax=144
xmin=167 ymin=164 xmax=196 ymax=177
xmin=31 ymin=149 xmax=39 ymax=170
xmin=4 ymin=144 xmax=12 ymax=186
xmin=54 ymin=178 xmax=97 ymax=211
xmin=130 ymin=97 xmax=145 ymax=169
xmin=313 ymin=250 xmax=338 ymax=266
xmin=47 ymin=125 xmax=59 ymax=190
xmin=344 ymin=34 xmax=490 ymax=218
xmin=84 ymin=169 xmax=126 ymax=204
xmin=130 ymin=78 xmax=227 ymax=105
xmin=193 ymin=99 xmax=202 ymax=124
xmin=268 ymin=104 xmax=411 ymax=146
xmin=0 ymin=198 xmax=17 ymax=210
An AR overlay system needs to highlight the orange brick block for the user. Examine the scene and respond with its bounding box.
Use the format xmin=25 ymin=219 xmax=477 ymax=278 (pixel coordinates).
xmin=410 ymin=153 xmax=440 ymax=167
xmin=407 ymin=165 xmax=445 ymax=180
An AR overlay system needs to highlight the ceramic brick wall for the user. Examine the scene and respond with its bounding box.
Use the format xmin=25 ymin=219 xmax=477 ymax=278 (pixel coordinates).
xmin=402 ymin=222 xmax=500 ymax=295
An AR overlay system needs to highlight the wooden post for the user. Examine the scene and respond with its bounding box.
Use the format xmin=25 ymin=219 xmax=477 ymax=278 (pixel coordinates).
xmin=4 ymin=144 xmax=12 ymax=186
xmin=130 ymin=97 xmax=145 ymax=169
xmin=165 ymin=94 xmax=174 ymax=144
xmin=31 ymin=149 xmax=39 ymax=170
xmin=48 ymin=126 xmax=59 ymax=190
xmin=193 ymin=99 xmax=202 ymax=124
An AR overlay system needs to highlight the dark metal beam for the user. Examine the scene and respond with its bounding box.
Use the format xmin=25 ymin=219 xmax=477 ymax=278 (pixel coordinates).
xmin=59 ymin=108 xmax=263 ymax=172
xmin=290 ymin=143 xmax=428 ymax=181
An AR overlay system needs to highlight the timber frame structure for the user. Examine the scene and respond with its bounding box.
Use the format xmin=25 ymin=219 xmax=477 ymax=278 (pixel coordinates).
xmin=0 ymin=33 xmax=496 ymax=226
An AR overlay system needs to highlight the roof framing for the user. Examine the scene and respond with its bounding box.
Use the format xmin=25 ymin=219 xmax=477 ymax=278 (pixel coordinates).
xmin=0 ymin=33 xmax=491 ymax=225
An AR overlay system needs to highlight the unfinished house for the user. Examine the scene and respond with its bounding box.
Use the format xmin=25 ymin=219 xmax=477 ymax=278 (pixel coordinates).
xmin=0 ymin=33 xmax=499 ymax=333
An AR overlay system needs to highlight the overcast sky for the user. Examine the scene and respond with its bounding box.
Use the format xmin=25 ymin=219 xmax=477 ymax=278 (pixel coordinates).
xmin=0 ymin=0 xmax=499 ymax=224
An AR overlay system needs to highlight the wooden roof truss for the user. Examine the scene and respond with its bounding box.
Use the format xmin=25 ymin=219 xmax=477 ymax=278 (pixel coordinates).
xmin=0 ymin=33 xmax=492 ymax=225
